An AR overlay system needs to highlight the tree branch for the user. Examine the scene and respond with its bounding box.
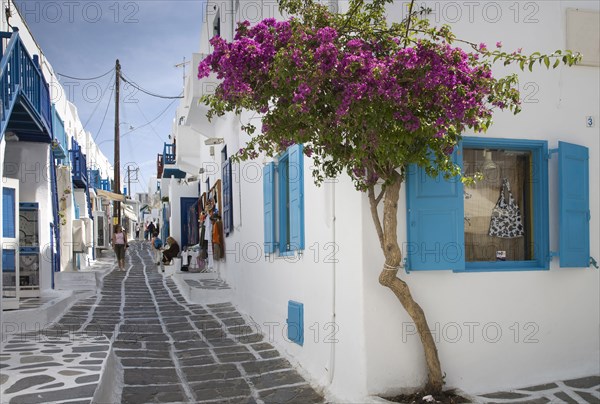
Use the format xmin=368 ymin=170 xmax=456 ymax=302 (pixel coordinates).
xmin=368 ymin=185 xmax=385 ymax=250
xmin=403 ymin=0 xmax=416 ymax=47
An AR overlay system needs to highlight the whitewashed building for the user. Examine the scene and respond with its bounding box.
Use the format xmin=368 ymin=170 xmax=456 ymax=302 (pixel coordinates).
xmin=1 ymin=1 xmax=114 ymax=313
xmin=159 ymin=0 xmax=599 ymax=400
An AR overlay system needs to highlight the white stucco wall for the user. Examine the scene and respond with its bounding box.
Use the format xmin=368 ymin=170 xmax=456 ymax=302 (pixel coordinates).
xmin=1 ymin=138 xmax=5 ymax=314
xmin=167 ymin=179 xmax=201 ymax=245
xmin=196 ymin=146 xmax=371 ymax=400
xmin=169 ymin=0 xmax=600 ymax=400
xmin=361 ymin=0 xmax=600 ymax=396
xmin=2 ymin=143 xmax=53 ymax=292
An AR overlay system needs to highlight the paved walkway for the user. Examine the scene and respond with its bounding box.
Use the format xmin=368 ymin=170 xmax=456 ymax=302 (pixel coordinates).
xmin=1 ymin=242 xmax=598 ymax=403
xmin=1 ymin=242 xmax=324 ymax=403
xmin=475 ymin=376 xmax=600 ymax=403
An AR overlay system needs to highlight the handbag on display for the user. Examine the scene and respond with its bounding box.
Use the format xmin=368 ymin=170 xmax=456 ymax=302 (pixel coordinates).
xmin=488 ymin=178 xmax=525 ymax=238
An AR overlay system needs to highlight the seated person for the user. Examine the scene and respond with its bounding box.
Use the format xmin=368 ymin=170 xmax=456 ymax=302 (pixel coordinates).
xmin=162 ymin=236 xmax=180 ymax=264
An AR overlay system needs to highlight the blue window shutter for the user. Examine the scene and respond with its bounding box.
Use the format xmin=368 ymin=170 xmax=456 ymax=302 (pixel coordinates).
xmin=558 ymin=141 xmax=590 ymax=267
xmin=2 ymin=250 xmax=16 ymax=272
xmin=288 ymin=144 xmax=305 ymax=251
xmin=222 ymin=160 xmax=232 ymax=235
xmin=287 ymin=301 xmax=304 ymax=346
xmin=263 ymin=163 xmax=276 ymax=254
xmin=406 ymin=148 xmax=465 ymax=271
xmin=3 ymin=187 xmax=16 ymax=238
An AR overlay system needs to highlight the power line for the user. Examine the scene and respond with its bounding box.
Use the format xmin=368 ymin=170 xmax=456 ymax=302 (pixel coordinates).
xmin=133 ymin=100 xmax=168 ymax=143
xmin=125 ymin=97 xmax=180 ymax=139
xmin=57 ymin=68 xmax=115 ymax=81
xmin=120 ymin=72 xmax=184 ymax=99
xmin=92 ymin=77 xmax=116 ymax=143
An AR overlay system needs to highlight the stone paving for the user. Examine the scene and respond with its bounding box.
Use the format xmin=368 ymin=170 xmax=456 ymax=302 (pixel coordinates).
xmin=2 ymin=242 xmax=599 ymax=403
xmin=0 ymin=334 xmax=109 ymax=403
xmin=184 ymin=278 xmax=231 ymax=290
xmin=476 ymin=376 xmax=600 ymax=404
xmin=2 ymin=242 xmax=324 ymax=404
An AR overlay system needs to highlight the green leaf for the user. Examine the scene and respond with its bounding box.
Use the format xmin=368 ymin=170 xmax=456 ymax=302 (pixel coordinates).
xmin=553 ymin=58 xmax=560 ymax=68
xmin=519 ymin=59 xmax=526 ymax=70
xmin=529 ymin=60 xmax=535 ymax=72
xmin=544 ymin=56 xmax=550 ymax=68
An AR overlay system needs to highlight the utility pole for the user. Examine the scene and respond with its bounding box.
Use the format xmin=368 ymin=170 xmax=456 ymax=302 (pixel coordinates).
xmin=174 ymin=57 xmax=190 ymax=90
xmin=126 ymin=165 xmax=138 ymax=197
xmin=113 ymin=59 xmax=121 ymax=226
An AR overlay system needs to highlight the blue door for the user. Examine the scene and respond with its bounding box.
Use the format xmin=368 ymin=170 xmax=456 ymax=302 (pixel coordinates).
xmin=180 ymin=197 xmax=199 ymax=249
xmin=2 ymin=177 xmax=20 ymax=308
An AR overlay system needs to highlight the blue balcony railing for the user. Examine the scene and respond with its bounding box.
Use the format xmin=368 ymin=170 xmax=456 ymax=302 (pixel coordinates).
xmin=163 ymin=142 xmax=176 ymax=164
xmin=70 ymin=139 xmax=88 ymax=188
xmin=99 ymin=178 xmax=111 ymax=191
xmin=1 ymin=29 xmax=52 ymax=142
xmin=51 ymin=104 xmax=68 ymax=159
xmin=88 ymin=169 xmax=101 ymax=189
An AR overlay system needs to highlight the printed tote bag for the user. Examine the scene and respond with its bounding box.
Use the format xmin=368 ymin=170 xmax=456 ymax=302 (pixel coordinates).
xmin=488 ymin=178 xmax=525 ymax=238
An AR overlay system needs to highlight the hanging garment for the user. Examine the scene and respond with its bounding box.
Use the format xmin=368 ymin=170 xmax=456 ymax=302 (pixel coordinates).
xmin=489 ymin=178 xmax=525 ymax=238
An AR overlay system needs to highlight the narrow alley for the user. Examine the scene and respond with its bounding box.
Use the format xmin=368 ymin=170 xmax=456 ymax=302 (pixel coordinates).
xmin=1 ymin=242 xmax=325 ymax=404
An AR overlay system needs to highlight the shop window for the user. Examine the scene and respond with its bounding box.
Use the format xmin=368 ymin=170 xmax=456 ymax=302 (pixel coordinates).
xmin=406 ymin=137 xmax=590 ymax=272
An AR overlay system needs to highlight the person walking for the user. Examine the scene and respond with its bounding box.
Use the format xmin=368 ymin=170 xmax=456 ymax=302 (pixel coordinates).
xmin=112 ymin=225 xmax=128 ymax=271
xmin=147 ymin=220 xmax=156 ymax=241
xmin=152 ymin=230 xmax=163 ymax=265
xmin=135 ymin=223 xmax=140 ymax=240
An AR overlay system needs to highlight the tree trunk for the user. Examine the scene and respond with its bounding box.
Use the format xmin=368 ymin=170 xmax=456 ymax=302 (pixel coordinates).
xmin=376 ymin=171 xmax=444 ymax=393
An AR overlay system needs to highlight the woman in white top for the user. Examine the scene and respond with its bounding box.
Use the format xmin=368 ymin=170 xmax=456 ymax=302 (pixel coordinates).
xmin=112 ymin=225 xmax=128 ymax=271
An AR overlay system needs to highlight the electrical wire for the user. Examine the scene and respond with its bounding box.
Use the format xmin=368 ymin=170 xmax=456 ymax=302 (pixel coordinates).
xmin=133 ymin=99 xmax=168 ymax=143
xmin=123 ymin=97 xmax=181 ymax=139
xmin=92 ymin=78 xmax=116 ymax=143
xmin=83 ymin=75 xmax=114 ymax=129
xmin=120 ymin=72 xmax=183 ymax=99
xmin=57 ymin=68 xmax=115 ymax=81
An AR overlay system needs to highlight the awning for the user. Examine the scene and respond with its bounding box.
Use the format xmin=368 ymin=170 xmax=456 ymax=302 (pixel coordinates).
xmin=123 ymin=205 xmax=137 ymax=221
xmin=96 ymin=189 xmax=126 ymax=202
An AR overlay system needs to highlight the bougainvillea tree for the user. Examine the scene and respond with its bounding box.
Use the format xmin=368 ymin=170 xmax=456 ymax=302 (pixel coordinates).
xmin=198 ymin=0 xmax=580 ymax=393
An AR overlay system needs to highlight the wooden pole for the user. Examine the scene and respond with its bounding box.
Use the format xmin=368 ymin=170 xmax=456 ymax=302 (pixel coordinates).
xmin=114 ymin=59 xmax=121 ymax=226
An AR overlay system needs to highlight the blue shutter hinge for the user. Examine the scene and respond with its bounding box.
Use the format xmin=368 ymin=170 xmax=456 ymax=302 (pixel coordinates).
xmin=548 ymin=251 xmax=559 ymax=262
xmin=403 ymin=257 xmax=410 ymax=274
xmin=547 ymin=148 xmax=559 ymax=160
xmin=590 ymin=257 xmax=599 ymax=269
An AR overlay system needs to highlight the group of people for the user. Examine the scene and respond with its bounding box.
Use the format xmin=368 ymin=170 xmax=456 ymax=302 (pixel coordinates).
xmin=151 ymin=232 xmax=180 ymax=266
xmin=112 ymin=218 xmax=181 ymax=271
xmin=111 ymin=206 xmax=226 ymax=271
xmin=143 ymin=220 xmax=159 ymax=241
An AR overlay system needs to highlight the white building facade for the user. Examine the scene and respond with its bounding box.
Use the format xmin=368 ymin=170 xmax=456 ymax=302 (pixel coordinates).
xmin=1 ymin=0 xmax=114 ymax=313
xmin=158 ymin=0 xmax=599 ymax=400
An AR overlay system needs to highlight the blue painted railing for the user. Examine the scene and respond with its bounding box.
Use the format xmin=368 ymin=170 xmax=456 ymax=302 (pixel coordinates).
xmin=49 ymin=156 xmax=61 ymax=277
xmin=88 ymin=169 xmax=101 ymax=189
xmin=99 ymin=178 xmax=111 ymax=191
xmin=51 ymin=104 xmax=68 ymax=159
xmin=70 ymin=138 xmax=88 ymax=188
xmin=1 ymin=29 xmax=52 ymax=139
xmin=163 ymin=143 xmax=176 ymax=164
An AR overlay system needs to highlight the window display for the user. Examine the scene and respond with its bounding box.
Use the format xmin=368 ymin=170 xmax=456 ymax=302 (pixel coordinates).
xmin=463 ymin=149 xmax=534 ymax=262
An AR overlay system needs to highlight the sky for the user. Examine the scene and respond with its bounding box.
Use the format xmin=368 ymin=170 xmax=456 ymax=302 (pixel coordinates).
xmin=13 ymin=0 xmax=206 ymax=195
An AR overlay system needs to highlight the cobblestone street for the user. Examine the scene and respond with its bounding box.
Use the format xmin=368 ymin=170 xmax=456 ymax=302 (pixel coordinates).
xmin=1 ymin=242 xmax=324 ymax=403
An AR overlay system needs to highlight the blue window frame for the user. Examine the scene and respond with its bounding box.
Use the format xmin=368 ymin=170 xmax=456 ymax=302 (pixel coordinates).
xmin=222 ymin=146 xmax=233 ymax=236
xmin=406 ymin=137 xmax=591 ymax=272
xmin=263 ymin=144 xmax=305 ymax=256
